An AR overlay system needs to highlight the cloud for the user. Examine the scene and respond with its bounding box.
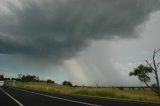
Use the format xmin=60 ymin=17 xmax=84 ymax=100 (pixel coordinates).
xmin=0 ymin=0 xmax=160 ymax=62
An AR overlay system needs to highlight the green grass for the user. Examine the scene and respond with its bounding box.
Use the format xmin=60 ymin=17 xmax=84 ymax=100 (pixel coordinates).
xmin=71 ymin=88 xmax=160 ymax=103
xmin=6 ymin=80 xmax=160 ymax=104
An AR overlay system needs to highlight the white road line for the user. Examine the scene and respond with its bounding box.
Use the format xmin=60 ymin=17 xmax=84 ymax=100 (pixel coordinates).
xmin=13 ymin=88 xmax=101 ymax=106
xmin=0 ymin=88 xmax=24 ymax=106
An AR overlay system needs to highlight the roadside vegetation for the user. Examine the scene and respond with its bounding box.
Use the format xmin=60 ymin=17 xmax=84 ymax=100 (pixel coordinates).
xmin=6 ymin=80 xmax=160 ymax=104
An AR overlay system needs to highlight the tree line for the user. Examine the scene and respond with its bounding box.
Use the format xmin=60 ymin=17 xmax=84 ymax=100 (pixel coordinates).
xmin=0 ymin=74 xmax=72 ymax=87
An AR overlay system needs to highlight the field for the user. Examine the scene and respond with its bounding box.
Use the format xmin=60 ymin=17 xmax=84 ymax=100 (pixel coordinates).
xmin=6 ymin=81 xmax=160 ymax=104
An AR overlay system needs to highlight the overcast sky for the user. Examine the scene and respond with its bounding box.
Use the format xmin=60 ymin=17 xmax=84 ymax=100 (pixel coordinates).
xmin=0 ymin=0 xmax=160 ymax=86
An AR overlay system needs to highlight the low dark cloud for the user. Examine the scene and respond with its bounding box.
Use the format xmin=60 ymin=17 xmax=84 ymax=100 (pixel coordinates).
xmin=0 ymin=0 xmax=160 ymax=61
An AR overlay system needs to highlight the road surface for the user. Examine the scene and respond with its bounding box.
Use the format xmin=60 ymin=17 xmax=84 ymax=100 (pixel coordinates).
xmin=0 ymin=87 xmax=159 ymax=106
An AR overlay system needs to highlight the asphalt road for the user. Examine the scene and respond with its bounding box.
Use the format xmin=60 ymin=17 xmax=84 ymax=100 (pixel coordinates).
xmin=0 ymin=87 xmax=159 ymax=106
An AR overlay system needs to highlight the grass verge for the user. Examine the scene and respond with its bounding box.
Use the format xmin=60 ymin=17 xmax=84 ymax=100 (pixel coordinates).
xmin=6 ymin=80 xmax=160 ymax=104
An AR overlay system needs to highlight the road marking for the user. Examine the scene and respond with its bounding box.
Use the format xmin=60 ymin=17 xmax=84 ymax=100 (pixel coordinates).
xmin=13 ymin=88 xmax=101 ymax=106
xmin=0 ymin=88 xmax=24 ymax=106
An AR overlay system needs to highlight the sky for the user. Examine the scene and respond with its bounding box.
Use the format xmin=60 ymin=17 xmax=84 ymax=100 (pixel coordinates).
xmin=0 ymin=0 xmax=160 ymax=86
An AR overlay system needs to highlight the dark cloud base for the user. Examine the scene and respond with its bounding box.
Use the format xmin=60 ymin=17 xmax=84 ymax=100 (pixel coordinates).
xmin=0 ymin=0 xmax=160 ymax=62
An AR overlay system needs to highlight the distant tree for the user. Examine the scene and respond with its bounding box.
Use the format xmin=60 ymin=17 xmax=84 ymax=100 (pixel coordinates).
xmin=21 ymin=75 xmax=37 ymax=82
xmin=47 ymin=79 xmax=55 ymax=83
xmin=4 ymin=78 xmax=10 ymax=80
xmin=62 ymin=81 xmax=72 ymax=87
xmin=0 ymin=74 xmax=4 ymax=80
xmin=47 ymin=79 xmax=51 ymax=83
xmin=118 ymin=87 xmax=124 ymax=90
xmin=129 ymin=49 xmax=160 ymax=97
xmin=11 ymin=78 xmax=16 ymax=80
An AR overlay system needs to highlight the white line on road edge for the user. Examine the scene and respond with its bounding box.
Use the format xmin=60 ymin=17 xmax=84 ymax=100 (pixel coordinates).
xmin=0 ymin=88 xmax=24 ymax=106
xmin=13 ymin=88 xmax=101 ymax=106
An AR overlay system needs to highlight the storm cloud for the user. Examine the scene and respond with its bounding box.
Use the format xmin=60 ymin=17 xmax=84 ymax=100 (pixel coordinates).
xmin=0 ymin=0 xmax=160 ymax=61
